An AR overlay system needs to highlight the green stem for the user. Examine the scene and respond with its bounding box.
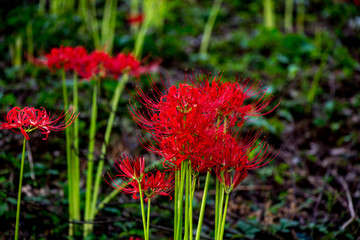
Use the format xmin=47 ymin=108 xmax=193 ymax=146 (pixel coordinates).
xmin=61 ymin=70 xmax=74 ymax=237
xmin=101 ymin=0 xmax=118 ymax=53
xmin=214 ymin=178 xmax=219 ymax=238
xmin=84 ymin=83 xmax=98 ymax=236
xmin=219 ymin=194 xmax=229 ymax=240
xmin=14 ymin=138 xmax=26 ymax=240
xmin=138 ymin=181 xmax=147 ymax=240
xmin=130 ymin=0 xmax=140 ymax=35
xmin=199 ymin=0 xmax=223 ymax=55
xmin=284 ymin=0 xmax=294 ymax=33
xmin=297 ymin=0 xmax=305 ymax=34
xmin=263 ymin=0 xmax=275 ymax=29
xmin=195 ymin=171 xmax=210 ymax=240
xmin=184 ymin=161 xmax=189 ymax=240
xmin=177 ymin=162 xmax=186 ymax=240
xmin=90 ymin=0 xmax=100 ymax=48
xmin=134 ymin=0 xmax=155 ymax=58
xmin=189 ymin=165 xmax=195 ymax=240
xmin=72 ymin=72 xmax=81 ymax=222
xmin=89 ymin=74 xmax=128 ymax=225
xmin=147 ymin=198 xmax=151 ymax=240
xmin=174 ymin=169 xmax=179 ymax=240
xmin=216 ymin=183 xmax=225 ymax=240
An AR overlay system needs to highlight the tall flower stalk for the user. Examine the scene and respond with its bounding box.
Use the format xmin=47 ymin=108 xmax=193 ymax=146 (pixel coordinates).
xmin=0 ymin=106 xmax=77 ymax=240
xmin=88 ymin=0 xmax=158 ymax=232
xmin=199 ymin=0 xmax=223 ymax=56
xmin=264 ymin=0 xmax=275 ymax=29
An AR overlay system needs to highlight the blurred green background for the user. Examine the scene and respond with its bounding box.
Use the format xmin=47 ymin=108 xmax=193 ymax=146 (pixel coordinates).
xmin=0 ymin=0 xmax=360 ymax=239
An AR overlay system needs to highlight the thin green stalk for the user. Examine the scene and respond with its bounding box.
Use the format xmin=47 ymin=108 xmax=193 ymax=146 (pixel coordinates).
xmin=174 ymin=170 xmax=179 ymax=240
xmin=284 ymin=0 xmax=294 ymax=33
xmin=306 ymin=51 xmax=328 ymax=112
xmin=134 ymin=0 xmax=155 ymax=58
xmin=263 ymin=0 xmax=275 ymax=29
xmin=147 ymin=198 xmax=151 ymax=240
xmin=297 ymin=0 xmax=305 ymax=34
xmin=195 ymin=171 xmax=210 ymax=240
xmin=89 ymin=74 xmax=128 ymax=225
xmin=138 ymin=181 xmax=148 ymax=240
xmin=89 ymin=0 xmax=100 ymax=48
xmin=184 ymin=161 xmax=189 ymax=240
xmin=38 ymin=0 xmax=46 ymax=14
xmin=84 ymin=83 xmax=98 ymax=236
xmin=14 ymin=138 xmax=26 ymax=240
xmin=14 ymin=35 xmax=22 ymax=68
xmin=189 ymin=165 xmax=195 ymax=240
xmin=216 ymin=184 xmax=225 ymax=240
xmin=95 ymin=188 xmax=119 ymax=216
xmin=101 ymin=0 xmax=118 ymax=53
xmin=214 ymin=178 xmax=219 ymax=238
xmin=199 ymin=0 xmax=223 ymax=55
xmin=177 ymin=162 xmax=186 ymax=240
xmin=61 ymin=70 xmax=74 ymax=237
xmin=130 ymin=0 xmax=140 ymax=35
xmin=219 ymin=194 xmax=229 ymax=240
xmin=72 ymin=73 xmax=81 ymax=223
xmin=26 ymin=23 xmax=33 ymax=61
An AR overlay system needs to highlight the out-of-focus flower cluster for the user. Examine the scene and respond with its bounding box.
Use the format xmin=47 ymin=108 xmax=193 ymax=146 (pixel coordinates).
xmin=0 ymin=107 xmax=78 ymax=140
xmin=104 ymin=155 xmax=174 ymax=201
xmin=130 ymin=75 xmax=278 ymax=193
xmin=34 ymin=46 xmax=158 ymax=80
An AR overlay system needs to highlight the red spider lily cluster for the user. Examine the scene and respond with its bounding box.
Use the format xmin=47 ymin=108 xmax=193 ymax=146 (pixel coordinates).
xmin=130 ymin=75 xmax=278 ymax=193
xmin=0 ymin=107 xmax=78 ymax=140
xmin=34 ymin=46 xmax=157 ymax=80
xmin=104 ymin=155 xmax=174 ymax=201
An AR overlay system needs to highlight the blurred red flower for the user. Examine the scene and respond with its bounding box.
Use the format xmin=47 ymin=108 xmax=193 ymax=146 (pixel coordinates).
xmin=127 ymin=14 xmax=144 ymax=25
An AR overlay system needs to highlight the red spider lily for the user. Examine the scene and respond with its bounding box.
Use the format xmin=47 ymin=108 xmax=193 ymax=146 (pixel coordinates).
xmin=142 ymin=170 xmax=175 ymax=200
xmin=103 ymin=156 xmax=174 ymax=201
xmin=76 ymin=50 xmax=110 ymax=79
xmin=128 ymin=14 xmax=144 ymax=25
xmin=104 ymin=53 xmax=140 ymax=79
xmin=112 ymin=155 xmax=145 ymax=181
xmin=0 ymin=107 xmax=78 ymax=140
xmin=43 ymin=46 xmax=89 ymax=71
xmin=199 ymin=77 xmax=278 ymax=126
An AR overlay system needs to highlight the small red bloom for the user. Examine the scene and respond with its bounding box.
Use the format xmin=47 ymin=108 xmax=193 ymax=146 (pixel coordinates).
xmin=104 ymin=155 xmax=174 ymax=201
xmin=104 ymin=53 xmax=140 ymax=79
xmin=142 ymin=170 xmax=175 ymax=200
xmin=0 ymin=107 xmax=78 ymax=140
xmin=127 ymin=14 xmax=144 ymax=25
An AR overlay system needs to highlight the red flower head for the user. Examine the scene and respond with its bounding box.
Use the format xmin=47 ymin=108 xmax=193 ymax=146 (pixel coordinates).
xmin=112 ymin=154 xmax=145 ymax=181
xmin=141 ymin=170 xmax=175 ymax=200
xmin=104 ymin=53 xmax=140 ymax=79
xmin=104 ymin=155 xmax=174 ymax=201
xmin=0 ymin=107 xmax=78 ymax=140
